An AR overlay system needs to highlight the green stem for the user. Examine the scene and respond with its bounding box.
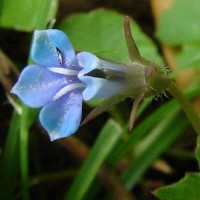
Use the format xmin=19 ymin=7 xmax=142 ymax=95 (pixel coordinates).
xmin=168 ymin=82 xmax=200 ymax=136
xmin=19 ymin=1 xmax=51 ymax=199
xmin=20 ymin=106 xmax=30 ymax=200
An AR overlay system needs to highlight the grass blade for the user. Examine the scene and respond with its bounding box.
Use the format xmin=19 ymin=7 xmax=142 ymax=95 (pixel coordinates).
xmin=0 ymin=111 xmax=20 ymax=199
xmin=122 ymin=112 xmax=188 ymax=189
xmin=65 ymin=119 xmax=122 ymax=200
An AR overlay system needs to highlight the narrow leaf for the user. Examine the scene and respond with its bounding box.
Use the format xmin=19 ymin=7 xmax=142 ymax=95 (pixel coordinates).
xmin=82 ymin=95 xmax=125 ymax=125
xmin=65 ymin=119 xmax=122 ymax=200
xmin=122 ymin=112 xmax=188 ymax=189
xmin=0 ymin=111 xmax=20 ymax=199
xmin=124 ymin=16 xmax=141 ymax=62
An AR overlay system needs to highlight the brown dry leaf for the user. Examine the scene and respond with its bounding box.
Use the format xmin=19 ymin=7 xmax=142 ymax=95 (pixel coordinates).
xmin=153 ymin=159 xmax=174 ymax=174
xmin=0 ymin=49 xmax=19 ymax=92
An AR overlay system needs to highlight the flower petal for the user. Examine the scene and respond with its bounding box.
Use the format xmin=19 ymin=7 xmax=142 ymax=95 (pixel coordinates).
xmin=77 ymin=52 xmax=101 ymax=75
xmin=39 ymin=91 xmax=82 ymax=141
xmin=11 ymin=65 xmax=70 ymax=108
xmin=31 ymin=29 xmax=77 ymax=69
xmin=80 ymin=76 xmax=125 ymax=100
xmin=77 ymin=52 xmax=126 ymax=100
xmin=78 ymin=52 xmax=129 ymax=73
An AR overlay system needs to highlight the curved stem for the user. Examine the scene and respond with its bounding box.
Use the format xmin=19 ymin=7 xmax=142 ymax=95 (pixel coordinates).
xmin=168 ymin=82 xmax=200 ymax=136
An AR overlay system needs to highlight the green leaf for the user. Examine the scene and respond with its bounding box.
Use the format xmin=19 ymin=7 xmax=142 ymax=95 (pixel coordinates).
xmin=157 ymin=0 xmax=200 ymax=45
xmin=65 ymin=119 xmax=122 ymax=200
xmin=59 ymin=9 xmax=163 ymax=64
xmin=155 ymin=173 xmax=200 ymax=200
xmin=176 ymin=44 xmax=200 ymax=70
xmin=0 ymin=0 xmax=58 ymax=31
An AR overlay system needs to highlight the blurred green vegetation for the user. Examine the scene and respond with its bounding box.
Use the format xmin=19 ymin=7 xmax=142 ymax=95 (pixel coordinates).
xmin=0 ymin=0 xmax=200 ymax=200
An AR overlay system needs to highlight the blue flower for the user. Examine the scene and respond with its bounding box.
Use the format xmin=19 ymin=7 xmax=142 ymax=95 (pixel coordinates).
xmin=11 ymin=30 xmax=85 ymax=141
xmin=11 ymin=22 xmax=165 ymax=141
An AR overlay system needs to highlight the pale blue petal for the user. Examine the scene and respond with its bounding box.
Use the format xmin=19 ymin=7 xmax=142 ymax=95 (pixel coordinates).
xmin=77 ymin=52 xmax=126 ymax=100
xmin=77 ymin=52 xmax=128 ymax=73
xmin=77 ymin=52 xmax=101 ymax=74
xmin=31 ymin=29 xmax=77 ymax=69
xmin=79 ymin=76 xmax=125 ymax=100
xmin=39 ymin=91 xmax=82 ymax=141
xmin=11 ymin=65 xmax=70 ymax=108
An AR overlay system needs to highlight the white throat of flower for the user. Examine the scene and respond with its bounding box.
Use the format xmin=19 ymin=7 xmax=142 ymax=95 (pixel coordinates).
xmin=53 ymin=83 xmax=85 ymax=100
xmin=47 ymin=67 xmax=79 ymax=75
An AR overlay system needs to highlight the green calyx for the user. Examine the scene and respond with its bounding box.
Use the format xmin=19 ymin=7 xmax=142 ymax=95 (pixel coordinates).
xmin=144 ymin=62 xmax=171 ymax=98
xmin=124 ymin=16 xmax=170 ymax=99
